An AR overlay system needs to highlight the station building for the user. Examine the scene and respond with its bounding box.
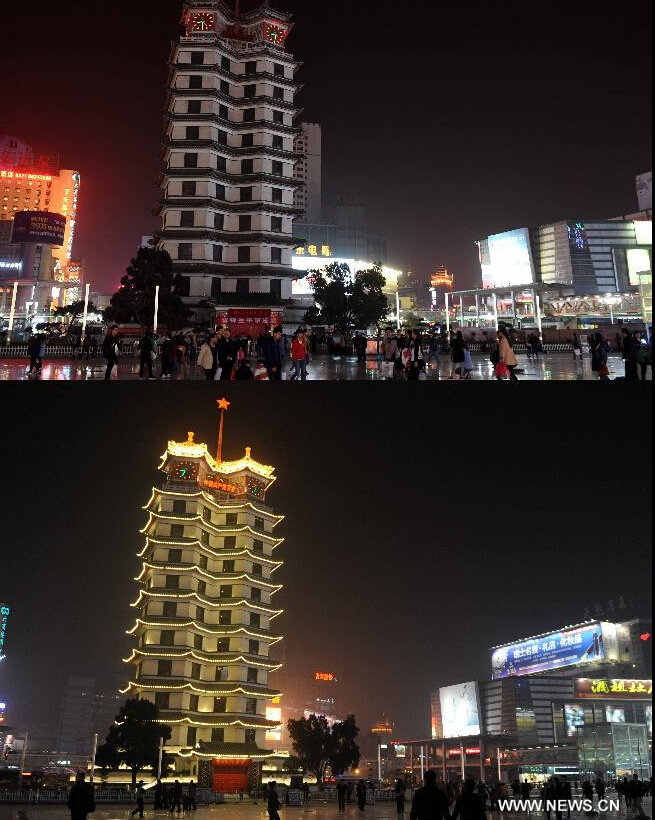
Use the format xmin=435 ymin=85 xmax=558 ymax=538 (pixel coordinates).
xmin=397 ymin=618 xmax=652 ymax=785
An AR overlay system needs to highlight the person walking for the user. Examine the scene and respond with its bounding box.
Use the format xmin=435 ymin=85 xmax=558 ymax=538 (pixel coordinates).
xmin=290 ymin=329 xmax=308 ymax=380
xmin=450 ymin=331 xmax=466 ymax=379
xmin=68 ymin=771 xmax=95 ymax=820
xmin=451 ymin=779 xmax=486 ymax=820
xmin=197 ymin=333 xmax=218 ymax=380
xmin=395 ymin=779 xmax=407 ymax=817
xmin=139 ymin=330 xmax=155 ymax=380
xmin=428 ymin=334 xmax=442 ymax=373
xmin=82 ymin=335 xmax=91 ymax=360
xmin=407 ymin=329 xmax=424 ymax=380
xmin=590 ymin=332 xmax=609 ymax=380
xmin=572 ymin=333 xmax=583 ymax=362
xmin=497 ymin=328 xmax=519 ymax=380
xmin=354 ymin=332 xmax=367 ymax=363
xmin=27 ymin=333 xmax=43 ymax=376
xmin=187 ymin=780 xmax=197 ymax=811
xmin=267 ymin=782 xmax=282 ymax=820
xmin=132 ymin=781 xmax=146 ymax=818
xmin=356 ymin=780 xmax=367 ymax=812
xmin=161 ymin=332 xmax=175 ymax=379
xmin=594 ymin=776 xmax=605 ymax=804
xmin=102 ymin=324 xmax=120 ymax=380
xmin=169 ymin=780 xmax=182 ymax=813
xmin=634 ymin=331 xmax=649 ymax=381
xmin=410 ymin=771 xmax=451 ymax=820
xmin=154 ymin=779 xmax=164 ymax=810
xmin=630 ymin=775 xmax=647 ymax=818
xmin=337 ymin=780 xmax=348 ymax=813
xmin=217 ymin=326 xmax=235 ymax=380
xmin=262 ymin=326 xmax=284 ymax=380
xmin=621 ymin=328 xmax=638 ymax=380
xmin=381 ymin=327 xmax=399 ymax=379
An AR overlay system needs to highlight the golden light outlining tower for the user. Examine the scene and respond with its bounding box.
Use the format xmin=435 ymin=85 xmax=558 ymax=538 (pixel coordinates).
xmin=123 ymin=403 xmax=285 ymax=794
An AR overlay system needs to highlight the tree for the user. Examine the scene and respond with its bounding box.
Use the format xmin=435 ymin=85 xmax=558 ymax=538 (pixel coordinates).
xmin=52 ymin=299 xmax=100 ymax=328
xmin=95 ymin=698 xmax=172 ymax=786
xmin=287 ymin=713 xmax=360 ymax=788
xmin=303 ymin=263 xmax=390 ymax=334
xmin=104 ymin=247 xmax=191 ymax=331
xmin=349 ymin=265 xmax=389 ymax=335
xmin=329 ymin=714 xmax=361 ymax=777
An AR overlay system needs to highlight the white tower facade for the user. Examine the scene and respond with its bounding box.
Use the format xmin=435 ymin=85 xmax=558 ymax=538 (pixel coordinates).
xmin=156 ymin=1 xmax=304 ymax=332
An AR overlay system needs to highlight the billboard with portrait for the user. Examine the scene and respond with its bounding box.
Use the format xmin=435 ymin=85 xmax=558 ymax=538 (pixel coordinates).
xmin=491 ymin=622 xmax=611 ymax=680
xmin=564 ymin=704 xmax=586 ymax=737
xmin=439 ymin=682 xmax=481 ymax=738
xmin=11 ymin=211 xmax=66 ymax=245
xmin=482 ymin=228 xmax=535 ymax=289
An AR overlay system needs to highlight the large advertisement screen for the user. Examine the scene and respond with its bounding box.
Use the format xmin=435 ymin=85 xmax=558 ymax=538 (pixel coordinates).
xmin=12 ymin=211 xmax=66 ymax=245
xmin=439 ymin=682 xmax=481 ymax=738
xmin=564 ymin=704 xmax=586 ymax=737
xmin=491 ymin=623 xmax=607 ymax=680
xmin=483 ymin=228 xmax=535 ymax=289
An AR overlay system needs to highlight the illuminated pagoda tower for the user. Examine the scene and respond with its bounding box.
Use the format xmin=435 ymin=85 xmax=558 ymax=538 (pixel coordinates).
xmin=156 ymin=0 xmax=304 ymax=334
xmin=123 ymin=400 xmax=285 ymax=793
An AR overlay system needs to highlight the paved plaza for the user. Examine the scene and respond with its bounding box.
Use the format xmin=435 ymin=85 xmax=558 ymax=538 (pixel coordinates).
xmin=0 ymin=353 xmax=650 ymax=381
xmin=1 ymin=801 xmax=652 ymax=820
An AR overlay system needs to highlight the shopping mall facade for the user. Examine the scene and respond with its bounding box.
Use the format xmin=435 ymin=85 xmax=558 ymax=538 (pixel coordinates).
xmin=397 ymin=617 xmax=652 ymax=785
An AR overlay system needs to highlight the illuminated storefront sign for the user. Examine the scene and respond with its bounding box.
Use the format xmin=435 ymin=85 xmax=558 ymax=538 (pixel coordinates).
xmin=295 ymin=245 xmax=332 ymax=257
xmin=575 ymin=678 xmax=653 ymax=699
xmin=315 ymin=672 xmax=336 ymax=682
xmin=491 ymin=622 xmax=616 ymax=680
xmin=203 ymin=476 xmax=241 ymax=494
xmin=0 ymin=261 xmax=22 ymax=271
xmin=0 ymin=170 xmax=53 ymax=181
xmin=265 ymin=703 xmax=282 ymax=742
xmin=65 ymin=172 xmax=80 ymax=260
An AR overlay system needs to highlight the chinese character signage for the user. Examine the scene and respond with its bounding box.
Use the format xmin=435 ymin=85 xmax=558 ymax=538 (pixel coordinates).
xmin=203 ymin=476 xmax=242 ymax=495
xmin=0 ymin=605 xmax=9 ymax=659
xmin=315 ymin=671 xmax=336 ymax=682
xmin=491 ymin=623 xmax=609 ymax=679
xmin=575 ymin=678 xmax=653 ymax=699
xmin=11 ymin=211 xmax=66 ymax=246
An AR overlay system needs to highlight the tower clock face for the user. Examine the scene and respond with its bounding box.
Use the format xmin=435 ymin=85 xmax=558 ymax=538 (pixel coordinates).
xmin=189 ymin=12 xmax=217 ymax=33
xmin=167 ymin=461 xmax=199 ymax=483
xmin=263 ymin=23 xmax=287 ymax=45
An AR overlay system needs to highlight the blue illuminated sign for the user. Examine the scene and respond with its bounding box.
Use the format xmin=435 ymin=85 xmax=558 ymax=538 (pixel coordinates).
xmin=0 ymin=605 xmax=10 ymax=658
xmin=491 ymin=622 xmax=606 ymax=679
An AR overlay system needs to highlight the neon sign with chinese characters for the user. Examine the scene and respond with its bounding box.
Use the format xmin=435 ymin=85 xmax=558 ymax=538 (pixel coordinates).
xmin=315 ymin=672 xmax=336 ymax=682
xmin=203 ymin=477 xmax=242 ymax=495
xmin=295 ymin=245 xmax=331 ymax=258
xmin=0 ymin=170 xmax=52 ymax=182
xmin=575 ymin=678 xmax=653 ymax=699
xmin=0 ymin=605 xmax=10 ymax=660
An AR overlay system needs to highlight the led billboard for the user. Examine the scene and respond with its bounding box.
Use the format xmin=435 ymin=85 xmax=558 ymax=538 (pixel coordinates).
xmin=564 ymin=704 xmax=585 ymax=737
xmin=491 ymin=622 xmax=614 ymax=680
xmin=0 ymin=605 xmax=9 ymax=660
xmin=439 ymin=682 xmax=481 ymax=738
xmin=11 ymin=211 xmax=66 ymax=245
xmin=482 ymin=228 xmax=536 ymax=289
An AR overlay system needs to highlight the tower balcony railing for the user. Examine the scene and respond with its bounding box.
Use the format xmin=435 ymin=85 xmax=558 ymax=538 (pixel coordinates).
xmin=170 ymin=86 xmax=298 ymax=111
xmin=164 ymin=110 xmax=300 ymax=134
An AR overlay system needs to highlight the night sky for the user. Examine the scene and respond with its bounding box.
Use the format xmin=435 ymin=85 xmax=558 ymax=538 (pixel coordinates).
xmin=0 ymin=383 xmax=651 ymax=739
xmin=1 ymin=0 xmax=652 ymax=292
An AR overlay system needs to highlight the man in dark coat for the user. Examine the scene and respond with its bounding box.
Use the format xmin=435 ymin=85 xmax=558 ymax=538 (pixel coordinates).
xmin=68 ymin=771 xmax=95 ymax=820
xmin=216 ymin=327 xmax=235 ymax=380
xmin=102 ymin=324 xmax=120 ymax=380
xmin=621 ymin=328 xmax=638 ymax=380
xmin=262 ymin=326 xmax=284 ymax=380
xmin=410 ymin=770 xmax=452 ymax=820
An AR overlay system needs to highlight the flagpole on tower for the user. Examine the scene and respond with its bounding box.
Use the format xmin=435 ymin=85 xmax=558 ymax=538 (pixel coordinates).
xmin=216 ymin=398 xmax=231 ymax=462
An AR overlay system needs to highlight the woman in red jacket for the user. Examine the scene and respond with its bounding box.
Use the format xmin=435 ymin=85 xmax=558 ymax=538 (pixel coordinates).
xmin=290 ymin=330 xmax=308 ymax=380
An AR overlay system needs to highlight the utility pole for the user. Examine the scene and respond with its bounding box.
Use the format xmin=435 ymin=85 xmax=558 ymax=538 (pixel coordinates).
xmin=90 ymin=733 xmax=98 ymax=783
xmin=18 ymin=731 xmax=28 ymax=791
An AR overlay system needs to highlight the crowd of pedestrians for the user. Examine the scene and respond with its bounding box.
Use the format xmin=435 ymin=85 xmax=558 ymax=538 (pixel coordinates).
xmin=19 ymin=321 xmax=652 ymax=381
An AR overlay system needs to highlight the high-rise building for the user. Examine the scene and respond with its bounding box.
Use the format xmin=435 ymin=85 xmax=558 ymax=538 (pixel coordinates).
xmin=56 ymin=676 xmax=123 ymax=755
xmin=156 ymin=1 xmax=304 ymax=337
xmin=123 ymin=417 xmax=285 ymax=793
xmin=293 ymin=123 xmax=321 ymax=223
xmin=0 ymin=142 xmax=82 ymax=316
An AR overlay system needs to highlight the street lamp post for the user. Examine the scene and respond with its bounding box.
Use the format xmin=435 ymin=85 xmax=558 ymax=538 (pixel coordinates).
xmin=18 ymin=731 xmax=28 ymax=791
xmin=80 ymin=283 xmax=91 ymax=342
xmin=7 ymin=281 xmax=19 ymax=343
xmin=90 ymin=732 xmax=98 ymax=782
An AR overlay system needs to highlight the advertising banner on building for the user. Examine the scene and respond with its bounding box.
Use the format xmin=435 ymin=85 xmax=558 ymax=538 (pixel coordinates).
xmin=439 ymin=681 xmax=481 ymax=738
xmin=482 ymin=227 xmax=536 ymax=289
xmin=11 ymin=211 xmax=66 ymax=245
xmin=574 ymin=678 xmax=653 ymax=699
xmin=491 ymin=622 xmax=610 ymax=679
xmin=0 ymin=604 xmax=9 ymax=660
